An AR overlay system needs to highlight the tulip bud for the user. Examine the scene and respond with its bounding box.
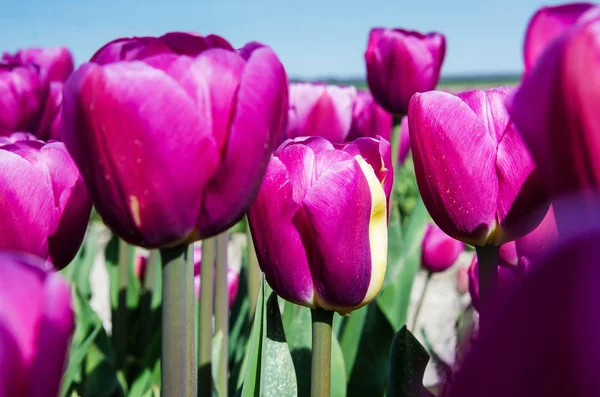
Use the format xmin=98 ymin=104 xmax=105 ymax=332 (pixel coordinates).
xmin=365 ymin=27 xmax=446 ymax=115
xmin=523 ymin=2 xmax=596 ymax=72
xmin=248 ymin=136 xmax=392 ymax=314
xmin=397 ymin=116 xmax=411 ymax=165
xmin=510 ymin=13 xmax=600 ymax=212
xmin=0 ymin=63 xmax=45 ymax=133
xmin=347 ymin=90 xmax=392 ymax=142
xmin=448 ymin=226 xmax=600 ymax=397
xmin=62 ymin=33 xmax=288 ymax=248
xmin=3 ymin=46 xmax=74 ymax=83
xmin=0 ymin=252 xmax=74 ymax=397
xmin=409 ymin=88 xmax=549 ymax=246
xmin=0 ymin=137 xmax=92 ymax=269
xmin=421 ymin=223 xmax=464 ymax=273
xmin=286 ymin=82 xmax=356 ymax=143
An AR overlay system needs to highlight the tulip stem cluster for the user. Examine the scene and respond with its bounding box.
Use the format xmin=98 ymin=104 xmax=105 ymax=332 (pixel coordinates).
xmin=475 ymin=245 xmax=500 ymax=317
xmin=214 ymin=232 xmax=230 ymax=396
xmin=311 ymin=308 xmax=334 ymax=397
xmin=246 ymin=223 xmax=261 ymax=322
xmin=411 ymin=271 xmax=433 ymax=332
xmin=198 ymin=238 xmax=216 ymax=396
xmin=160 ymin=244 xmax=196 ymax=397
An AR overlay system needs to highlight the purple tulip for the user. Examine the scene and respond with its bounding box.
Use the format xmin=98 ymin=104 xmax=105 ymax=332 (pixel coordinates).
xmin=397 ymin=116 xmax=411 ymax=165
xmin=365 ymin=27 xmax=446 ymax=115
xmin=286 ymin=82 xmax=356 ymax=143
xmin=0 ymin=137 xmax=91 ymax=269
xmin=62 ymin=33 xmax=288 ymax=248
xmin=0 ymin=63 xmax=45 ymax=134
xmin=523 ymin=2 xmax=596 ymax=72
xmin=409 ymin=88 xmax=548 ymax=246
xmin=248 ymin=136 xmax=393 ymax=314
xmin=448 ymin=226 xmax=600 ymax=397
xmin=0 ymin=252 xmax=74 ymax=397
xmin=347 ymin=90 xmax=393 ymax=142
xmin=467 ymin=206 xmax=557 ymax=311
xmin=421 ymin=223 xmax=464 ymax=273
xmin=3 ymin=46 xmax=74 ymax=84
xmin=510 ymin=13 xmax=600 ymax=214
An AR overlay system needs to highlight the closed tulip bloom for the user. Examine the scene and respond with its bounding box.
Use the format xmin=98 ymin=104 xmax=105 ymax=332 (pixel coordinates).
xmin=365 ymin=27 xmax=446 ymax=115
xmin=248 ymin=136 xmax=392 ymax=314
xmin=0 ymin=139 xmax=91 ymax=269
xmin=409 ymin=88 xmax=548 ymax=246
xmin=347 ymin=90 xmax=392 ymax=142
xmin=0 ymin=63 xmax=45 ymax=134
xmin=397 ymin=116 xmax=411 ymax=165
xmin=0 ymin=252 xmax=74 ymax=397
xmin=421 ymin=223 xmax=464 ymax=273
xmin=63 ymin=33 xmax=288 ymax=248
xmin=287 ymin=82 xmax=356 ymax=143
xmin=3 ymin=46 xmax=74 ymax=83
xmin=510 ymin=14 xmax=600 ymax=210
xmin=449 ymin=227 xmax=600 ymax=397
xmin=523 ymin=2 xmax=596 ymax=72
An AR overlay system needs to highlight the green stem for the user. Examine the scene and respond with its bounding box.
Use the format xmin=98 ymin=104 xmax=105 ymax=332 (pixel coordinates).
xmin=311 ymin=308 xmax=334 ymax=397
xmin=141 ymin=250 xmax=160 ymax=350
xmin=475 ymin=245 xmax=499 ymax=317
xmin=411 ymin=271 xmax=432 ymax=332
xmin=214 ymin=232 xmax=229 ymax=397
xmin=161 ymin=244 xmax=195 ymax=397
xmin=198 ymin=238 xmax=215 ymax=397
xmin=246 ymin=222 xmax=261 ymax=322
xmin=115 ymin=239 xmax=130 ymax=368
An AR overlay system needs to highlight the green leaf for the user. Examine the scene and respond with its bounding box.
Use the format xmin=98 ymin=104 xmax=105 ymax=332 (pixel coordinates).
xmin=212 ymin=331 xmax=225 ymax=397
xmin=388 ymin=326 xmax=434 ymax=397
xmin=331 ymin=333 xmax=347 ymax=397
xmin=239 ymin=279 xmax=297 ymax=397
xmin=347 ymin=303 xmax=396 ymax=397
xmin=378 ymin=198 xmax=428 ymax=330
xmin=282 ymin=302 xmax=311 ymax=397
xmin=336 ymin=306 xmax=368 ymax=380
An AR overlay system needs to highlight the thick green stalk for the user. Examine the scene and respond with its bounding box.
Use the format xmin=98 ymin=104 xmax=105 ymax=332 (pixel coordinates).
xmin=311 ymin=308 xmax=334 ymax=397
xmin=475 ymin=245 xmax=499 ymax=318
xmin=198 ymin=238 xmax=215 ymax=397
xmin=115 ymin=239 xmax=131 ymax=368
xmin=161 ymin=244 xmax=195 ymax=397
xmin=246 ymin=222 xmax=261 ymax=322
xmin=411 ymin=271 xmax=432 ymax=332
xmin=214 ymin=232 xmax=229 ymax=397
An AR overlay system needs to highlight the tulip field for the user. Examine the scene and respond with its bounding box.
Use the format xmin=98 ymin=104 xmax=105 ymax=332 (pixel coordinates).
xmin=2 ymin=2 xmax=600 ymax=397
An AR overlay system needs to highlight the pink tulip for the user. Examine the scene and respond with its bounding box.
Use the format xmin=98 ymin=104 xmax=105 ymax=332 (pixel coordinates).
xmin=409 ymin=88 xmax=548 ymax=246
xmin=0 ymin=252 xmax=74 ymax=397
xmin=510 ymin=12 xmax=600 ymax=218
xmin=524 ymin=2 xmax=596 ymax=72
xmin=3 ymin=47 xmax=74 ymax=84
xmin=347 ymin=90 xmax=392 ymax=142
xmin=421 ymin=223 xmax=464 ymax=273
xmin=365 ymin=27 xmax=446 ymax=115
xmin=287 ymin=82 xmax=356 ymax=143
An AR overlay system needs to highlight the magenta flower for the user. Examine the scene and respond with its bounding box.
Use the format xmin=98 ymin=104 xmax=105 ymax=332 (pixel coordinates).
xmin=248 ymin=136 xmax=392 ymax=314
xmin=523 ymin=2 xmax=596 ymax=72
xmin=510 ymin=13 xmax=600 ymax=213
xmin=0 ymin=137 xmax=91 ymax=269
xmin=0 ymin=252 xmax=74 ymax=397
xmin=62 ymin=33 xmax=288 ymax=248
xmin=409 ymin=88 xmax=548 ymax=246
xmin=347 ymin=90 xmax=392 ymax=142
xmin=365 ymin=27 xmax=446 ymax=115
xmin=397 ymin=116 xmax=411 ymax=165
xmin=448 ymin=226 xmax=600 ymax=397
xmin=286 ymin=82 xmax=356 ymax=143
xmin=3 ymin=46 xmax=74 ymax=84
xmin=421 ymin=223 xmax=464 ymax=273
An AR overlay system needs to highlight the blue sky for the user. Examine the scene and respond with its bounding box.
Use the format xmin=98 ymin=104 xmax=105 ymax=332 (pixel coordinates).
xmin=0 ymin=0 xmax=576 ymax=79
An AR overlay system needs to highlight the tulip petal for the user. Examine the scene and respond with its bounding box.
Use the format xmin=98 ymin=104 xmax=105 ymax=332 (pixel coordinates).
xmin=197 ymin=47 xmax=288 ymax=237
xmin=248 ymin=157 xmax=314 ymax=306
xmin=276 ymin=144 xmax=316 ymax=204
xmin=62 ymin=61 xmax=220 ymax=247
xmin=409 ymin=91 xmax=498 ymax=245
